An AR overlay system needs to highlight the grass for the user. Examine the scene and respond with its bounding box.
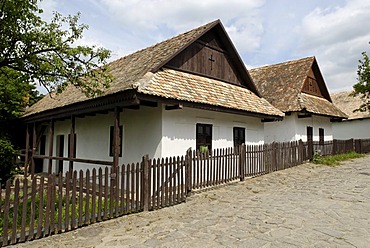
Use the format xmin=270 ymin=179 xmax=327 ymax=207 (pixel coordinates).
xmin=0 ymin=190 xmax=126 ymax=237
xmin=312 ymin=151 xmax=364 ymax=166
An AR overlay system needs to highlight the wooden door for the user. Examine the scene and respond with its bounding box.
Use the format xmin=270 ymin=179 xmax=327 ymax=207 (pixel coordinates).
xmin=307 ymin=126 xmax=313 ymax=159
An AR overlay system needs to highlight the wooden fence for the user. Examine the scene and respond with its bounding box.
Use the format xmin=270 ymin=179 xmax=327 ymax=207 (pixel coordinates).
xmin=1 ymin=138 xmax=370 ymax=246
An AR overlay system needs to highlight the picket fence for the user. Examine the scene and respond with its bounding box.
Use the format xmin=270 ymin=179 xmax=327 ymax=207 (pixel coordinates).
xmin=1 ymin=139 xmax=370 ymax=246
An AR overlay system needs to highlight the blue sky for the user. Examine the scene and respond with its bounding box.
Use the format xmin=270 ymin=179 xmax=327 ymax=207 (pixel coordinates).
xmin=39 ymin=0 xmax=370 ymax=94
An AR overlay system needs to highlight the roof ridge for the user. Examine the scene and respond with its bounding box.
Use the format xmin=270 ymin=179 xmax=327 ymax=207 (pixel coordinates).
xmin=250 ymin=56 xmax=315 ymax=71
xmin=107 ymin=19 xmax=220 ymax=68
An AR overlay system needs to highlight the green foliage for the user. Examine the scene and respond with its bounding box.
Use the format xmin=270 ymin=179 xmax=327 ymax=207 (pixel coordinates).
xmin=0 ymin=68 xmax=41 ymax=137
xmin=0 ymin=0 xmax=112 ymax=97
xmin=0 ymin=137 xmax=16 ymax=185
xmin=352 ymin=42 xmax=370 ymax=112
xmin=312 ymin=151 xmax=364 ymax=166
xmin=199 ymin=145 xmax=209 ymax=153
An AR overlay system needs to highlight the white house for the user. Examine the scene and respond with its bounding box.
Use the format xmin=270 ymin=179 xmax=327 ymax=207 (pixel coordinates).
xmin=22 ymin=20 xmax=283 ymax=175
xmin=331 ymin=91 xmax=370 ymax=139
xmin=249 ymin=57 xmax=347 ymax=144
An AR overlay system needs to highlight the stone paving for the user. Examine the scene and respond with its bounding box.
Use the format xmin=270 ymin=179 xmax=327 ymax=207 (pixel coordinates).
xmin=15 ymin=155 xmax=370 ymax=247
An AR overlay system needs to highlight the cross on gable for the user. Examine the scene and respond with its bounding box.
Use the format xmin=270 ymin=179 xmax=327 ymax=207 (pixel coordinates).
xmin=209 ymin=54 xmax=215 ymax=70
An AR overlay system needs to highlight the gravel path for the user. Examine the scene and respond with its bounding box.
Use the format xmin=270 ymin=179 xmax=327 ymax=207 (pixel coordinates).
xmin=15 ymin=155 xmax=370 ymax=247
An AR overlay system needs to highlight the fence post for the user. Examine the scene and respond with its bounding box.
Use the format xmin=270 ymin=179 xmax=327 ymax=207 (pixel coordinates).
xmin=185 ymin=148 xmax=192 ymax=196
xmin=142 ymin=155 xmax=150 ymax=211
xmin=239 ymin=144 xmax=246 ymax=181
xmin=355 ymin=139 xmax=362 ymax=153
xmin=350 ymin=138 xmax=354 ymax=152
xmin=332 ymin=139 xmax=337 ymax=155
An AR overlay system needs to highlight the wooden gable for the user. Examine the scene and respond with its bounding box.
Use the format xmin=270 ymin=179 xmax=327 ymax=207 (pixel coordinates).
xmin=165 ymin=29 xmax=244 ymax=86
xmin=301 ymin=68 xmax=323 ymax=98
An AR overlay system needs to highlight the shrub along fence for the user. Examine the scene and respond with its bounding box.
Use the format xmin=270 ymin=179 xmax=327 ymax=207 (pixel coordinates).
xmin=1 ymin=138 xmax=370 ymax=246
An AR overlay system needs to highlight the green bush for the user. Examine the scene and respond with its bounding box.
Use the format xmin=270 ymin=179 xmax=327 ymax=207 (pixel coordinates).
xmin=0 ymin=137 xmax=16 ymax=185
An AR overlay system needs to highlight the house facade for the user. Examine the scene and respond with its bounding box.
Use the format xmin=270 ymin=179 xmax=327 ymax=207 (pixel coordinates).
xmin=249 ymin=57 xmax=347 ymax=144
xmin=331 ymin=91 xmax=370 ymax=139
xmin=23 ymin=20 xmax=283 ymax=175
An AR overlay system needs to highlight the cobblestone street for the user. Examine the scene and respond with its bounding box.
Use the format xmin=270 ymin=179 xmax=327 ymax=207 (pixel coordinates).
xmin=16 ymin=155 xmax=370 ymax=247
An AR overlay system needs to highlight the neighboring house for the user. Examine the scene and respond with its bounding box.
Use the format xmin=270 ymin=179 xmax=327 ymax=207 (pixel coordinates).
xmin=331 ymin=91 xmax=370 ymax=139
xmin=23 ymin=20 xmax=284 ymax=174
xmin=249 ymin=57 xmax=347 ymax=144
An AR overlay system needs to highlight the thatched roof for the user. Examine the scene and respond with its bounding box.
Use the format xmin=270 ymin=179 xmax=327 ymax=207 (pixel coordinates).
xmin=331 ymin=91 xmax=370 ymax=120
xmin=24 ymin=20 xmax=284 ymax=119
xmin=249 ymin=57 xmax=347 ymax=118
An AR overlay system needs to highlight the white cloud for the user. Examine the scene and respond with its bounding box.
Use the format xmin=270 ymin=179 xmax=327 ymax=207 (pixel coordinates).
xmin=99 ymin=0 xmax=266 ymax=53
xmin=299 ymin=0 xmax=370 ymax=91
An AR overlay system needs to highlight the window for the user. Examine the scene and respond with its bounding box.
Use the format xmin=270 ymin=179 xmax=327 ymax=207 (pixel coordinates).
xmin=233 ymin=127 xmax=245 ymax=148
xmin=307 ymin=126 xmax=313 ymax=142
xmin=319 ymin=128 xmax=324 ymax=144
xmin=196 ymin=123 xmax=212 ymax=152
xmin=109 ymin=125 xmax=123 ymax=157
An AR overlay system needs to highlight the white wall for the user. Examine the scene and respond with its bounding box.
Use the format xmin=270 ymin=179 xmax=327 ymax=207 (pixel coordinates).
xmin=39 ymin=105 xmax=265 ymax=173
xmin=264 ymin=115 xmax=296 ymax=143
xmin=161 ymin=106 xmax=264 ymax=158
xmin=264 ymin=113 xmax=333 ymax=143
xmin=333 ymin=119 xmax=370 ymax=139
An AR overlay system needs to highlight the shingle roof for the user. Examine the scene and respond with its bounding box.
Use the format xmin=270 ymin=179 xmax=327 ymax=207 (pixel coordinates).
xmin=331 ymin=91 xmax=370 ymax=120
xmin=138 ymin=68 xmax=283 ymax=117
xmin=24 ymin=20 xmax=283 ymax=119
xmin=249 ymin=57 xmax=347 ymax=118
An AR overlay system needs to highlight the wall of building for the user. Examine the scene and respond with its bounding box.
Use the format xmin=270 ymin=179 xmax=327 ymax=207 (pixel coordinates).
xmin=41 ymin=106 xmax=162 ymax=174
xmin=295 ymin=114 xmax=333 ymax=142
xmin=263 ymin=113 xmax=333 ymax=143
xmin=161 ymin=106 xmax=264 ymax=158
xmin=39 ymin=105 xmax=265 ymax=173
xmin=264 ymin=115 xmax=296 ymax=143
xmin=332 ymin=119 xmax=370 ymax=139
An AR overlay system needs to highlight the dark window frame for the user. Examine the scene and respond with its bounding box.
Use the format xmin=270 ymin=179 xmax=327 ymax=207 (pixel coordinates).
xmin=233 ymin=127 xmax=245 ymax=148
xmin=196 ymin=123 xmax=212 ymax=152
xmin=109 ymin=125 xmax=123 ymax=157
xmin=319 ymin=128 xmax=324 ymax=144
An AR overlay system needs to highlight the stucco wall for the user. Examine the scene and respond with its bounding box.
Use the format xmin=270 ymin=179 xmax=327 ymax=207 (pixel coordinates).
xmin=332 ymin=119 xmax=370 ymax=139
xmin=263 ymin=113 xmax=333 ymax=143
xmin=39 ymin=105 xmax=265 ymax=173
xmin=161 ymin=106 xmax=264 ymax=158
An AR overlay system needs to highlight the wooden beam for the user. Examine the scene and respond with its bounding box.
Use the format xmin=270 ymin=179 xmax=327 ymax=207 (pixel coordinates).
xmin=261 ymin=118 xmax=279 ymax=123
xmin=113 ymin=107 xmax=121 ymax=171
xmin=165 ymin=104 xmax=183 ymax=110
xmin=48 ymin=120 xmax=54 ymax=174
xmin=33 ymin=155 xmax=113 ymax=166
xmin=31 ymin=123 xmax=36 ymax=178
xmin=298 ymin=113 xmax=312 ymax=118
xmin=24 ymin=124 xmax=30 ymax=177
xmin=140 ymin=100 xmax=158 ymax=107
xmin=69 ymin=116 xmax=75 ymax=172
xmin=23 ymin=90 xmax=137 ymax=123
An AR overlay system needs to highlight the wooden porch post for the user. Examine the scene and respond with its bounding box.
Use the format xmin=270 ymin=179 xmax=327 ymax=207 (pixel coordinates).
xmin=113 ymin=107 xmax=121 ymax=171
xmin=69 ymin=116 xmax=75 ymax=172
xmin=31 ymin=123 xmax=37 ymax=178
xmin=48 ymin=120 xmax=54 ymax=174
xmin=24 ymin=124 xmax=30 ymax=177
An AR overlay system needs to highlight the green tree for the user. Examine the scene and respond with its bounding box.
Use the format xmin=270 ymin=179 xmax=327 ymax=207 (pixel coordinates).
xmin=0 ymin=0 xmax=112 ymax=97
xmin=0 ymin=0 xmax=112 ymax=183
xmin=352 ymin=43 xmax=370 ymax=112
